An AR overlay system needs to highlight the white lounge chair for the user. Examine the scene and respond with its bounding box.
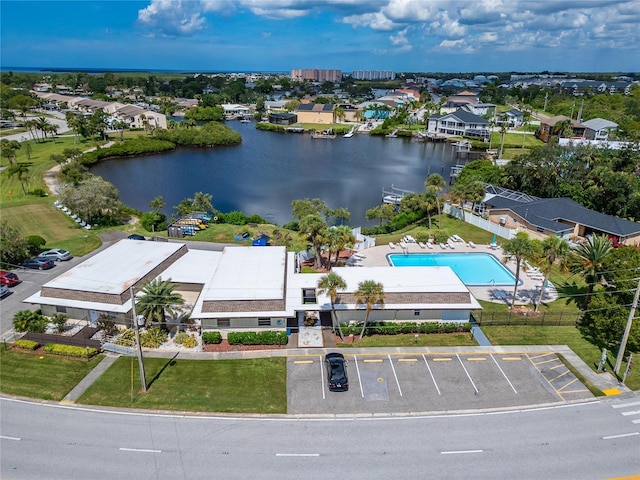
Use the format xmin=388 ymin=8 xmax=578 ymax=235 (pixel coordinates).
xmin=468 ymin=241 xmax=476 ymax=248
xmin=418 ymin=242 xmax=426 ymax=249
xmin=439 ymin=243 xmax=447 ymax=249
xmin=448 ymin=241 xmax=456 ymax=249
xmin=389 ymin=242 xmax=396 ymax=249
xmin=426 ymin=242 xmax=433 ymax=249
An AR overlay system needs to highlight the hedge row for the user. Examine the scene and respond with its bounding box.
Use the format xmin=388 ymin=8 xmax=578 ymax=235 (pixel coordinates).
xmin=14 ymin=339 xmax=39 ymax=350
xmin=202 ymin=331 xmax=222 ymax=344
xmin=227 ymin=331 xmax=288 ymax=346
xmin=340 ymin=322 xmax=472 ymax=337
xmin=43 ymin=343 xmax=99 ymax=358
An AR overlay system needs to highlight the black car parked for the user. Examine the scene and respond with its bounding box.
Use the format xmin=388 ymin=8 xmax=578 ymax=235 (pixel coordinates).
xmin=21 ymin=257 xmax=55 ymax=270
xmin=325 ymin=353 xmax=349 ymax=392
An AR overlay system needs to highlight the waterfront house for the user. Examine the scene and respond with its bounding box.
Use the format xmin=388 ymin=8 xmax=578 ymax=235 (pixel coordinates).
xmin=296 ymin=103 xmax=336 ymax=124
xmin=536 ymin=115 xmax=586 ymax=143
xmin=427 ymin=109 xmax=490 ymax=140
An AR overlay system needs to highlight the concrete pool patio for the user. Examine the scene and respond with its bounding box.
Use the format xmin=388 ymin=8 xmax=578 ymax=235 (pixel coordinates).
xmin=349 ymin=240 xmax=559 ymax=306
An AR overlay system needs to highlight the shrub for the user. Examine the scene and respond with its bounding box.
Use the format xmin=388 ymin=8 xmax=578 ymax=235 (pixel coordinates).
xmin=13 ymin=310 xmax=47 ymax=333
xmin=173 ymin=332 xmax=190 ymax=345
xmin=50 ymin=313 xmax=68 ymax=333
xmin=26 ymin=235 xmax=46 ymax=256
xmin=340 ymin=321 xmax=472 ymax=337
xmin=202 ymin=331 xmax=222 ymax=344
xmin=140 ymin=327 xmax=168 ymax=348
xmin=97 ymin=314 xmax=118 ymax=336
xmin=14 ymin=339 xmax=39 ymax=350
xmin=43 ymin=343 xmax=98 ymax=358
xmin=227 ymin=331 xmax=288 ymax=345
xmin=182 ymin=335 xmax=198 ymax=348
xmin=115 ymin=329 xmax=137 ymax=347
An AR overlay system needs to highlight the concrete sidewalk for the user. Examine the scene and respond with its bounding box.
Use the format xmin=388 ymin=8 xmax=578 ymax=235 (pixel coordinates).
xmin=61 ymin=354 xmax=119 ymax=403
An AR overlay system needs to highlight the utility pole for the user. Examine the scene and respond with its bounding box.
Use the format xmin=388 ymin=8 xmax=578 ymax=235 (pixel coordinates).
xmin=130 ymin=286 xmax=147 ymax=392
xmin=614 ymin=278 xmax=640 ymax=375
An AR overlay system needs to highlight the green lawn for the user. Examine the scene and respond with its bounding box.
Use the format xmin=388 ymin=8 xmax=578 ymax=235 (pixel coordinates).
xmin=78 ymin=356 xmax=287 ymax=413
xmin=0 ymin=347 xmax=104 ymax=401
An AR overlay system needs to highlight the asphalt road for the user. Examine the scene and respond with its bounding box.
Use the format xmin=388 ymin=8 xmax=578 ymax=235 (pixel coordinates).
xmin=1 ymin=395 xmax=639 ymax=480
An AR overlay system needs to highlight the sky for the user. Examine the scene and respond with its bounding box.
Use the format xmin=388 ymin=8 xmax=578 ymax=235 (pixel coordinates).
xmin=1 ymin=0 xmax=639 ymax=73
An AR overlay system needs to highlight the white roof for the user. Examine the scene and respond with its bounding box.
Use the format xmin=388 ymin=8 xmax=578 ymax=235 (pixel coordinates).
xmin=24 ymin=291 xmax=132 ymax=314
xmin=160 ymin=249 xmax=222 ymax=284
xmin=41 ymin=240 xmax=184 ymax=294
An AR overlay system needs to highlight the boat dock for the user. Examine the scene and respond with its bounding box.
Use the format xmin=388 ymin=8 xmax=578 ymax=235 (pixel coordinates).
xmin=417 ymin=131 xmax=446 ymax=142
xmin=382 ymin=185 xmax=414 ymax=205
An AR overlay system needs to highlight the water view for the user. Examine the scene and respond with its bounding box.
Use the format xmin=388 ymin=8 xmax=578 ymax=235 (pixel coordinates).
xmin=91 ymin=122 xmax=461 ymax=226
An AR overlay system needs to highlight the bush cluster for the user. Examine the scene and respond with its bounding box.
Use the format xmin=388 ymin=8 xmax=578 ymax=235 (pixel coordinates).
xmin=227 ymin=331 xmax=288 ymax=345
xmin=81 ymin=138 xmax=176 ymax=166
xmin=13 ymin=310 xmax=47 ymax=333
xmin=43 ymin=343 xmax=98 ymax=358
xmin=340 ymin=322 xmax=472 ymax=337
xmin=255 ymin=122 xmax=286 ymax=132
xmin=115 ymin=329 xmax=137 ymax=347
xmin=140 ymin=327 xmax=168 ymax=348
xmin=14 ymin=339 xmax=39 ymax=350
xmin=362 ymin=211 xmax=424 ymax=235
xmin=202 ymin=331 xmax=222 ymax=344
xmin=173 ymin=332 xmax=197 ymax=348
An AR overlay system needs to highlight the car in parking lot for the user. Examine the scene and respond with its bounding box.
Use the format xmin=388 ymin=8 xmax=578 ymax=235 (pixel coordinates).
xmin=38 ymin=248 xmax=73 ymax=261
xmin=21 ymin=257 xmax=55 ymax=270
xmin=127 ymin=234 xmax=146 ymax=240
xmin=0 ymin=270 xmax=20 ymax=287
xmin=0 ymin=285 xmax=10 ymax=298
xmin=325 ymin=352 xmax=349 ymax=392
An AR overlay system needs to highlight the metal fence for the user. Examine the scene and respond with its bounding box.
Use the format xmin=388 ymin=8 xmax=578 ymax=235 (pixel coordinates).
xmin=473 ymin=311 xmax=581 ymax=326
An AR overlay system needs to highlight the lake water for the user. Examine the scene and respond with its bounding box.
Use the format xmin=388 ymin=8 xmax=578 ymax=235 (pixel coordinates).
xmin=91 ymin=122 xmax=461 ymax=226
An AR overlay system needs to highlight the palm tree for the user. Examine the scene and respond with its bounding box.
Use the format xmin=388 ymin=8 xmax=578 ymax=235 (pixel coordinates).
xmin=425 ymin=173 xmax=445 ymax=228
xmin=570 ymin=234 xmax=612 ymax=309
xmin=7 ymin=162 xmax=33 ymax=195
xmin=317 ymin=272 xmax=347 ymax=339
xmin=533 ymin=236 xmax=570 ymax=312
xmin=135 ymin=278 xmax=185 ymax=329
xmin=355 ymin=280 xmax=385 ymax=339
xmin=502 ymin=232 xmax=535 ymax=309
xmin=299 ymin=214 xmax=328 ymax=270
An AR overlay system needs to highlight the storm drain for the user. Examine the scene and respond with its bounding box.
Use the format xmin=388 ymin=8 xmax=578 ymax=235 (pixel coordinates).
xmin=360 ymin=371 xmax=389 ymax=401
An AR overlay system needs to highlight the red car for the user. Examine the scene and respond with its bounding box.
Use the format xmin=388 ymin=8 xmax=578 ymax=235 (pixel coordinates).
xmin=0 ymin=270 xmax=20 ymax=287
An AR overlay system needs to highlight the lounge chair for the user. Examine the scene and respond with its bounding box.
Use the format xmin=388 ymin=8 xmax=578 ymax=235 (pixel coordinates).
xmin=418 ymin=242 xmax=426 ymax=249
xmin=439 ymin=243 xmax=447 ymax=249
xmin=468 ymin=241 xmax=476 ymax=248
xmin=426 ymin=242 xmax=433 ymax=249
xmin=389 ymin=242 xmax=396 ymax=249
xmin=448 ymin=241 xmax=456 ymax=249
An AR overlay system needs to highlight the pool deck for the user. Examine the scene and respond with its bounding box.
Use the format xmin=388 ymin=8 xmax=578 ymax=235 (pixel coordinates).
xmin=349 ymin=241 xmax=558 ymax=306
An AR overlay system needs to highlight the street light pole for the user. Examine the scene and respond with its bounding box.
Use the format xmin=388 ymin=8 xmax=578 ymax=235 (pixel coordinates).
xmin=130 ymin=286 xmax=147 ymax=392
xmin=614 ymin=278 xmax=640 ymax=375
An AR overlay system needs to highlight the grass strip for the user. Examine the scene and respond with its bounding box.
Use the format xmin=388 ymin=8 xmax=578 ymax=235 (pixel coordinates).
xmin=78 ymin=356 xmax=287 ymax=414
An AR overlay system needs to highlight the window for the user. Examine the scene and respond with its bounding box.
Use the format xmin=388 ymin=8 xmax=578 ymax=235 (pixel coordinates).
xmin=217 ymin=318 xmax=230 ymax=327
xmin=258 ymin=318 xmax=271 ymax=327
xmin=302 ymin=288 xmax=317 ymax=304
xmin=56 ymin=306 xmax=67 ymax=313
xmin=414 ymin=310 xmax=420 ymax=316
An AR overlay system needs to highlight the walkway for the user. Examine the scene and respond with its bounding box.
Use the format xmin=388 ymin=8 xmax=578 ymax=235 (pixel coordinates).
xmin=61 ymin=354 xmax=119 ymax=403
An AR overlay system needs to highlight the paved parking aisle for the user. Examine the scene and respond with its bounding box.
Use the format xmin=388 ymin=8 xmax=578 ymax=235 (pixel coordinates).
xmin=286 ymin=351 xmax=594 ymax=416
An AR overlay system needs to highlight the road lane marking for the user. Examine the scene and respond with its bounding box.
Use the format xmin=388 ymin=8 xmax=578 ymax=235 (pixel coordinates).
xmin=632 ymin=419 xmax=640 ymax=424
xmin=441 ymin=449 xmax=483 ymax=455
xmin=602 ymin=432 xmax=639 ymax=440
xmin=422 ymin=354 xmax=441 ymax=395
xmin=0 ymin=435 xmax=21 ymax=441
xmin=613 ymin=401 xmax=640 ymax=409
xmin=388 ymin=354 xmax=403 ymax=397
xmin=621 ymin=410 xmax=640 ymax=416
xmin=456 ymin=354 xmax=479 ymax=394
xmin=490 ymin=354 xmax=517 ymax=394
xmin=119 ymin=448 xmax=161 ymax=453
xmin=276 ymin=453 xmax=320 ymax=457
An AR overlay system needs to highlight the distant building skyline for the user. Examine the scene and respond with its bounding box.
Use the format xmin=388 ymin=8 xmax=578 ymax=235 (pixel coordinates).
xmin=1 ymin=1 xmax=638 ymax=73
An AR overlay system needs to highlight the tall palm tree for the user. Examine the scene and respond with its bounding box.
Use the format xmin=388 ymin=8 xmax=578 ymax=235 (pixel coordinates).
xmin=533 ymin=236 xmax=570 ymax=312
xmin=135 ymin=278 xmax=185 ymax=329
xmin=425 ymin=173 xmax=445 ymax=229
xmin=355 ymin=280 xmax=385 ymax=339
xmin=317 ymin=272 xmax=347 ymax=339
xmin=299 ymin=214 xmax=328 ymax=270
xmin=570 ymin=234 xmax=612 ymax=309
xmin=502 ymin=232 xmax=535 ymax=309
xmin=7 ymin=162 xmax=33 ymax=195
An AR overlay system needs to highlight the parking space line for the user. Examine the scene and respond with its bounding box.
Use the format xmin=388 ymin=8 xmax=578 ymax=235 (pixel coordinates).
xmin=525 ymin=354 xmax=566 ymax=401
xmin=531 ymin=358 xmax=558 ymax=366
xmin=550 ymin=369 xmax=571 ymax=382
xmin=501 ymin=357 xmax=522 ymax=361
xmin=557 ymin=378 xmax=579 ymax=392
xmin=490 ymin=354 xmax=518 ymax=394
xmin=353 ymin=356 xmax=364 ymax=398
xmin=388 ymin=354 xmax=403 ymax=397
xmin=456 ymin=354 xmax=479 ymax=394
xmin=422 ymin=354 xmax=441 ymax=395
xmin=467 ymin=357 xmax=487 ymax=361
xmin=398 ymin=358 xmax=417 ymax=362
xmin=433 ymin=358 xmax=452 ymax=362
xmin=294 ymin=360 xmax=314 ymax=364
xmin=319 ymin=355 xmax=325 ymax=400
xmin=363 ymin=359 xmax=383 ymax=363
xmin=529 ymin=353 xmax=554 ymax=360
xmin=550 ymin=363 xmax=565 ymax=370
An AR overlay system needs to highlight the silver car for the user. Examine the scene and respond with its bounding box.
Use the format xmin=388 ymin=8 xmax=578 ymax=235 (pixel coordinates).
xmin=38 ymin=249 xmax=73 ymax=261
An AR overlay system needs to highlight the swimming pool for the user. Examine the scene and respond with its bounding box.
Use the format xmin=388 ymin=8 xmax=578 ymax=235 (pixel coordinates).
xmin=387 ymin=252 xmax=517 ymax=286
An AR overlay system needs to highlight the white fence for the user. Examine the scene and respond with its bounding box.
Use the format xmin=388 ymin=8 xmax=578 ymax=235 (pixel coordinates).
xmin=444 ymin=203 xmax=515 ymax=240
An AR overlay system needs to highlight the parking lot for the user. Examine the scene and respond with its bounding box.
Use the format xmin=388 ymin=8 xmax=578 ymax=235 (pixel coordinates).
xmin=287 ymin=351 xmax=593 ymax=415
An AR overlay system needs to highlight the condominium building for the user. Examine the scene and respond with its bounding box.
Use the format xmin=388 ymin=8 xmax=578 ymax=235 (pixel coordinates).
xmin=290 ymin=69 xmax=342 ymax=83
xmin=351 ymin=70 xmax=396 ymax=80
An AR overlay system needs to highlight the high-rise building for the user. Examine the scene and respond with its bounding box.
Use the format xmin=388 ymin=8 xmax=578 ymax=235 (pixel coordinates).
xmin=351 ymin=70 xmax=396 ymax=80
xmin=290 ymin=69 xmax=342 ymax=83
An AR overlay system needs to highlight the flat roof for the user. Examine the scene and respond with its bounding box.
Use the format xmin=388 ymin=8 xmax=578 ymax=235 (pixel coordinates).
xmin=160 ymin=249 xmax=222 ymax=284
xmin=41 ymin=240 xmax=185 ymax=294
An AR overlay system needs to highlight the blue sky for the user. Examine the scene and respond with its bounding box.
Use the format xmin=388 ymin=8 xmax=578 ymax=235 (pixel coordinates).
xmin=1 ymin=0 xmax=638 ymax=73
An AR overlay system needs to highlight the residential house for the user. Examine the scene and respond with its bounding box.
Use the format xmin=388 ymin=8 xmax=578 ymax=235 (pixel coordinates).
xmin=581 ymin=118 xmax=618 ymax=141
xmin=296 ymin=103 xmax=336 ymax=124
xmin=498 ymin=108 xmax=525 ymax=127
xmin=428 ymin=109 xmax=490 ymax=140
xmin=536 ymin=115 xmax=586 ymax=143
